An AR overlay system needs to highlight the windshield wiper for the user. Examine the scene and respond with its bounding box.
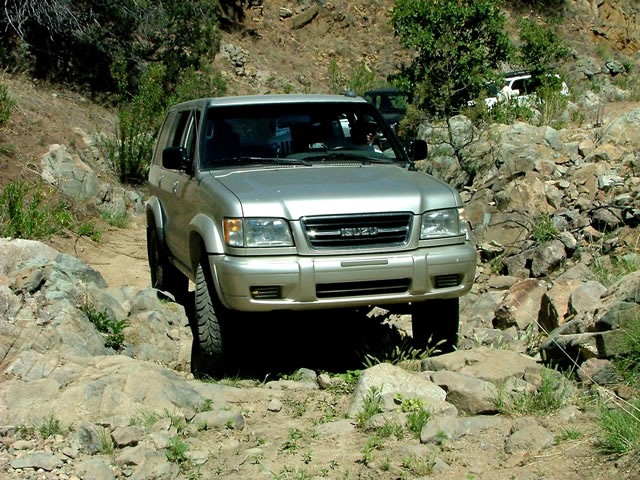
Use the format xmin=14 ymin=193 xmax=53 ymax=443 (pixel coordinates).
xmin=214 ymin=156 xmax=311 ymax=167
xmin=303 ymin=152 xmax=394 ymax=164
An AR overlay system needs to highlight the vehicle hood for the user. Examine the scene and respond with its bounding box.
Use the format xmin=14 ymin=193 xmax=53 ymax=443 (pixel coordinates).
xmin=210 ymin=164 xmax=460 ymax=219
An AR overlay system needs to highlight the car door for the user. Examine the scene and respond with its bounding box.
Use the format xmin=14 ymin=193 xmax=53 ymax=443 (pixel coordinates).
xmin=161 ymin=108 xmax=201 ymax=267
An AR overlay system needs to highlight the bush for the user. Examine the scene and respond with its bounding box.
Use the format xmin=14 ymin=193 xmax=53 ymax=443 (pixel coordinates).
xmin=105 ymin=62 xmax=228 ymax=185
xmin=531 ymin=212 xmax=559 ymax=244
xmin=1 ymin=0 xmax=220 ymax=98
xmin=598 ymin=399 xmax=640 ymax=456
xmin=518 ymin=19 xmax=569 ymax=81
xmin=391 ymin=0 xmax=512 ymax=117
xmin=613 ymin=317 xmax=640 ymax=386
xmin=0 ymin=83 xmax=14 ymax=127
xmin=104 ymin=64 xmax=167 ymax=184
xmin=0 ymin=180 xmax=74 ymax=239
xmin=328 ymin=59 xmax=377 ymax=96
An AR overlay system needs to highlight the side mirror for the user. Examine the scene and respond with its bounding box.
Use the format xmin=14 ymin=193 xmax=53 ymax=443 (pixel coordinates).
xmin=410 ymin=139 xmax=428 ymax=161
xmin=162 ymin=147 xmax=191 ymax=171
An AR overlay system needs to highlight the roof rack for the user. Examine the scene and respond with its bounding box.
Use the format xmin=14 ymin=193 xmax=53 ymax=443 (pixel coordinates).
xmin=502 ymin=70 xmax=531 ymax=78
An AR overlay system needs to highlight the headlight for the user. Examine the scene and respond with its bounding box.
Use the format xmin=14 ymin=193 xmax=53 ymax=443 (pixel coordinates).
xmin=224 ymin=218 xmax=293 ymax=247
xmin=420 ymin=208 xmax=467 ymax=239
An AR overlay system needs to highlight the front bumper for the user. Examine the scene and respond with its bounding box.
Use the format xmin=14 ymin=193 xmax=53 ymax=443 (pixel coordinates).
xmin=209 ymin=243 xmax=477 ymax=312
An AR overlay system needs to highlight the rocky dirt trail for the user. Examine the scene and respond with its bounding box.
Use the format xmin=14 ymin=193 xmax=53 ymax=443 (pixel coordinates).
xmin=49 ymin=214 xmax=151 ymax=290
xmin=36 ymin=215 xmax=624 ymax=480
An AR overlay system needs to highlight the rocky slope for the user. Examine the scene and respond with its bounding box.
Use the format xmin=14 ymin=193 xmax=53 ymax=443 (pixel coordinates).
xmin=1 ymin=100 xmax=639 ymax=479
xmin=0 ymin=236 xmax=638 ymax=480
xmin=1 ymin=1 xmax=639 ymax=479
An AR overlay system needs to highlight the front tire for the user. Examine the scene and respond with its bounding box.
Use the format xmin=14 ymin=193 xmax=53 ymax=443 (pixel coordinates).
xmin=147 ymin=226 xmax=188 ymax=303
xmin=193 ymin=258 xmax=229 ymax=377
xmin=411 ymin=298 xmax=459 ymax=354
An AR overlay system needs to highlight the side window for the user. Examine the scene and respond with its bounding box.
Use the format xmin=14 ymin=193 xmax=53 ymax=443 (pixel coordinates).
xmin=511 ymin=79 xmax=528 ymax=95
xmin=183 ymin=111 xmax=201 ymax=162
xmin=170 ymin=111 xmax=190 ymax=147
xmin=167 ymin=110 xmax=201 ymax=169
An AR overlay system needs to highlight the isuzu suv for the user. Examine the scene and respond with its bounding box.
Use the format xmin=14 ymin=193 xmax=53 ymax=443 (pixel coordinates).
xmin=146 ymin=94 xmax=476 ymax=375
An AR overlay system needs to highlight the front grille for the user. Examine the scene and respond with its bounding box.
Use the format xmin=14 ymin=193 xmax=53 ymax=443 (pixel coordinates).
xmin=302 ymin=213 xmax=411 ymax=249
xmin=316 ymin=278 xmax=410 ymax=298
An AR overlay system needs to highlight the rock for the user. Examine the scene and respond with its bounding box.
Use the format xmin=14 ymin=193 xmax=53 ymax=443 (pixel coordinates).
xmin=291 ymin=4 xmax=319 ymax=29
xmin=429 ymin=370 xmax=499 ymax=415
xmin=41 ymin=144 xmax=100 ymax=201
xmin=577 ymin=358 xmax=621 ymax=385
xmin=421 ymin=415 xmax=505 ymax=444
xmin=348 ymin=363 xmax=449 ymax=418
xmin=112 ymin=425 xmax=145 ymax=448
xmin=422 ymin=347 xmax=542 ymax=385
xmin=504 ymin=423 xmax=554 ymax=454
xmin=493 ymin=279 xmax=547 ymax=330
xmin=591 ymin=206 xmax=624 ymax=232
xmin=75 ymin=458 xmax=117 ymax=480
xmin=191 ymin=410 xmax=245 ymax=430
xmin=10 ymin=452 xmax=63 ymax=471
xmin=530 ymin=240 xmax=567 ymax=277
xmin=540 ymin=331 xmax=600 ymax=367
xmin=538 ymin=278 xmax=584 ymax=332
xmin=568 ymin=280 xmax=607 ymax=315
xmin=71 ymin=423 xmax=104 ymax=455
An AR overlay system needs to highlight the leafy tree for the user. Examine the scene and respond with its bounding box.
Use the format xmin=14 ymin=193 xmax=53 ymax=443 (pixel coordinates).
xmin=0 ymin=0 xmax=221 ymax=98
xmin=518 ymin=18 xmax=569 ymax=88
xmin=391 ymin=0 xmax=513 ymax=118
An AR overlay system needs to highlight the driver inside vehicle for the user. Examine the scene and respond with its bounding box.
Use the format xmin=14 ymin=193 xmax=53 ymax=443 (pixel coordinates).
xmin=351 ymin=120 xmax=381 ymax=152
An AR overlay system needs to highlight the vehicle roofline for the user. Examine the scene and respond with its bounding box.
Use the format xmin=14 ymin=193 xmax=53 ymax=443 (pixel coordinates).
xmin=169 ymin=94 xmax=369 ymax=110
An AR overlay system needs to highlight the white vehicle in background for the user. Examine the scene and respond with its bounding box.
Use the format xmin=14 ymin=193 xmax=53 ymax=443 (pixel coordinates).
xmin=484 ymin=71 xmax=569 ymax=109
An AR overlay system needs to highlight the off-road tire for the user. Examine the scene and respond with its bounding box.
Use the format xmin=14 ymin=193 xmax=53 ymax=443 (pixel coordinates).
xmin=411 ymin=298 xmax=459 ymax=354
xmin=193 ymin=258 xmax=228 ymax=377
xmin=147 ymin=226 xmax=188 ymax=303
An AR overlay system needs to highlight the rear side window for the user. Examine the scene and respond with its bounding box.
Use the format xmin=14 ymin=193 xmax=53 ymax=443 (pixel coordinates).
xmin=171 ymin=111 xmax=200 ymax=159
xmin=510 ymin=78 xmax=531 ymax=95
xmin=157 ymin=109 xmax=201 ymax=170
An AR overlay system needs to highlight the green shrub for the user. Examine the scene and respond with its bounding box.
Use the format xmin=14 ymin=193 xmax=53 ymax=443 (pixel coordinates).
xmin=104 ymin=64 xmax=167 ymax=184
xmin=166 ymin=435 xmax=189 ymax=463
xmin=597 ymin=399 xmax=640 ymax=456
xmin=100 ymin=209 xmax=130 ymax=228
xmin=80 ymin=304 xmax=128 ymax=350
xmin=77 ymin=221 xmax=102 ymax=242
xmin=356 ymin=386 xmax=382 ymax=428
xmin=489 ymin=98 xmax=537 ymax=125
xmin=391 ymin=0 xmax=512 ymax=117
xmin=613 ymin=317 xmax=640 ymax=385
xmin=531 ymin=212 xmax=559 ymax=244
xmin=37 ymin=414 xmax=64 ymax=438
xmin=171 ymin=64 xmax=227 ymax=104
xmin=0 ymin=83 xmax=14 ymax=127
xmin=494 ymin=367 xmax=573 ymax=415
xmin=328 ymin=59 xmax=377 ymax=96
xmin=591 ymin=254 xmax=640 ymax=286
xmin=0 ymin=180 xmax=74 ymax=239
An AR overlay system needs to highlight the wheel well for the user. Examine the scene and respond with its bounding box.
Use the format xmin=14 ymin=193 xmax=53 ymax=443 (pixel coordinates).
xmin=189 ymin=232 xmax=205 ymax=274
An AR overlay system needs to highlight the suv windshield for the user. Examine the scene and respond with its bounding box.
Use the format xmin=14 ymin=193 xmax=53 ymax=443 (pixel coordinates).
xmin=200 ymin=102 xmax=405 ymax=169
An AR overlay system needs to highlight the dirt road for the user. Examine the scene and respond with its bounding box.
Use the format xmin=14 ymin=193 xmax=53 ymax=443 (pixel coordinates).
xmin=51 ymin=214 xmax=151 ymax=290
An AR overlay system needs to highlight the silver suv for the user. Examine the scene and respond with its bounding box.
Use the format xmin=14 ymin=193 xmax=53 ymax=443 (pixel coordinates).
xmin=146 ymin=94 xmax=476 ymax=375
